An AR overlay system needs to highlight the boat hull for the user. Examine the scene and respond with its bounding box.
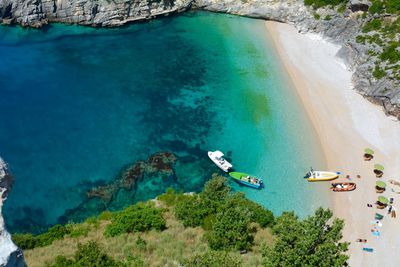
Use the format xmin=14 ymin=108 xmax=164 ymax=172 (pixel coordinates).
xmin=207 ymin=151 xmax=232 ymax=172
xmin=307 ymin=171 xmax=339 ymax=182
xmin=330 ymin=182 xmax=356 ymax=192
xmin=229 ymin=172 xmax=263 ymax=189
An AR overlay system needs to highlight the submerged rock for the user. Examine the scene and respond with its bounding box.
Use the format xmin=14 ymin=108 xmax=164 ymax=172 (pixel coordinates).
xmin=0 ymin=158 xmax=26 ymax=267
xmin=63 ymin=151 xmax=178 ymax=222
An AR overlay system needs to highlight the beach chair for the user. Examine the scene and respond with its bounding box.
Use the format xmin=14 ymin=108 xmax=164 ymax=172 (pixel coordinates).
xmin=363 ymin=247 xmax=374 ymax=252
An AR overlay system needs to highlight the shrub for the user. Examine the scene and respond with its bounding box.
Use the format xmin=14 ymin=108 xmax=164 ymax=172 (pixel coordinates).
xmin=13 ymin=224 xmax=70 ymax=250
xmin=379 ymin=42 xmax=400 ymax=64
xmin=98 ymin=210 xmax=113 ymax=221
xmin=183 ymin=251 xmax=242 ymax=267
xmin=362 ymin=19 xmax=382 ymax=33
xmin=356 ymin=35 xmax=366 ymax=44
xmin=174 ymin=195 xmax=208 ymax=227
xmin=67 ymin=224 xmax=91 ymax=238
xmin=324 ymin=15 xmax=332 ymax=20
xmin=337 ymin=3 xmax=347 ymax=13
xmin=304 ymin=0 xmax=347 ymax=8
xmin=12 ymin=233 xmax=37 ymax=250
xmin=313 ymin=13 xmax=321 ymax=19
xmin=104 ymin=202 xmax=166 ymax=237
xmin=46 ymin=241 xmax=121 ymax=267
xmin=373 ymin=65 xmax=386 ymax=79
xmin=369 ymin=0 xmax=385 ymax=13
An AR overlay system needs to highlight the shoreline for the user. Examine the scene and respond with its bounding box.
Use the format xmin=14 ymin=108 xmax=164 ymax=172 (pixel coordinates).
xmin=265 ymin=21 xmax=400 ymax=265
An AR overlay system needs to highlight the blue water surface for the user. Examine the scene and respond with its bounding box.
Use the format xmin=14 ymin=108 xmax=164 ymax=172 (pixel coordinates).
xmin=0 ymin=12 xmax=328 ymax=233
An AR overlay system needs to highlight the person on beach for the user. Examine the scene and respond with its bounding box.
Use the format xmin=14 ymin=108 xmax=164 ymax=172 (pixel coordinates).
xmin=367 ymin=204 xmax=373 ymax=208
xmin=388 ymin=205 xmax=393 ymax=214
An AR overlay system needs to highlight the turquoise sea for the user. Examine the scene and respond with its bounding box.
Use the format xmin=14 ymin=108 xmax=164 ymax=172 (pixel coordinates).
xmin=0 ymin=12 xmax=328 ymax=233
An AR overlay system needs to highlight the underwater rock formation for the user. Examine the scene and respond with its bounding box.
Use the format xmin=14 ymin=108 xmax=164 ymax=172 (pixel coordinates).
xmin=0 ymin=158 xmax=26 ymax=267
xmin=60 ymin=151 xmax=178 ymax=223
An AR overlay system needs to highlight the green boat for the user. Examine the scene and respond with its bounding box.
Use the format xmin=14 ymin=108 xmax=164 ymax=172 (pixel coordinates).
xmin=229 ymin=172 xmax=263 ymax=189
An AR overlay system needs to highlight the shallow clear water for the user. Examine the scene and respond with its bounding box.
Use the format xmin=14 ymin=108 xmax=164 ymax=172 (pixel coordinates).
xmin=0 ymin=12 xmax=328 ymax=233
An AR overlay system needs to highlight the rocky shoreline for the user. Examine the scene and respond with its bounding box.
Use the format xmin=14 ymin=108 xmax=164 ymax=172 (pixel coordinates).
xmin=1 ymin=0 xmax=398 ymax=120
xmin=0 ymin=159 xmax=26 ymax=267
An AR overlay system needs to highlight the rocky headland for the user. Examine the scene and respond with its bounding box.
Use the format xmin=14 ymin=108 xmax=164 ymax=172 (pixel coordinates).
xmin=0 ymin=0 xmax=399 ymax=119
xmin=0 ymin=158 xmax=26 ymax=267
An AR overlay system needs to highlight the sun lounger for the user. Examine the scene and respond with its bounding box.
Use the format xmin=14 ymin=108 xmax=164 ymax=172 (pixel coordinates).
xmin=363 ymin=247 xmax=374 ymax=252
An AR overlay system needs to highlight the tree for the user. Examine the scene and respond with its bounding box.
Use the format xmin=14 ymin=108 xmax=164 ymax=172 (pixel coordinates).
xmin=262 ymin=208 xmax=349 ymax=267
xmin=207 ymin=194 xmax=253 ymax=250
xmin=200 ymin=174 xmax=230 ymax=213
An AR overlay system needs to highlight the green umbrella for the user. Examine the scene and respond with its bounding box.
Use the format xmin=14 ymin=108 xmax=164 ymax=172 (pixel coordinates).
xmin=374 ymin=164 xmax=384 ymax=171
xmin=378 ymin=196 xmax=388 ymax=204
xmin=376 ymin=181 xmax=386 ymax=188
xmin=364 ymin=148 xmax=374 ymax=155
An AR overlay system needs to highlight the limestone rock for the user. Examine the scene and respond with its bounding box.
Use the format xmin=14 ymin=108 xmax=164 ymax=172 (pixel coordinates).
xmin=0 ymin=158 xmax=27 ymax=267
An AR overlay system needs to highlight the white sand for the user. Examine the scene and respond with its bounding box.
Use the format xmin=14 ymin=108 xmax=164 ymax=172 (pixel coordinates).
xmin=265 ymin=21 xmax=400 ymax=266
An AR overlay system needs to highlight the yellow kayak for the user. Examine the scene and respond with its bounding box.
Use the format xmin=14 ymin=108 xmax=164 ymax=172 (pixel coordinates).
xmin=305 ymin=170 xmax=339 ymax=182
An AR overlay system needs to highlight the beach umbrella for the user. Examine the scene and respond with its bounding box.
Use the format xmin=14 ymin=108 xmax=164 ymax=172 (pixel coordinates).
xmin=374 ymin=164 xmax=384 ymax=171
xmin=376 ymin=181 xmax=386 ymax=188
xmin=378 ymin=196 xmax=388 ymax=204
xmin=364 ymin=148 xmax=374 ymax=155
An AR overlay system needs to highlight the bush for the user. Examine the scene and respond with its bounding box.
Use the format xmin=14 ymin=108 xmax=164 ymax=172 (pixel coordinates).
xmin=337 ymin=3 xmax=347 ymax=13
xmin=369 ymin=0 xmax=385 ymax=13
xmin=104 ymin=202 xmax=166 ymax=237
xmin=324 ymin=15 xmax=332 ymax=20
xmin=98 ymin=211 xmax=113 ymax=221
xmin=13 ymin=224 xmax=70 ymax=250
xmin=12 ymin=233 xmax=37 ymax=250
xmin=373 ymin=65 xmax=386 ymax=79
xmin=362 ymin=19 xmax=382 ymax=33
xmin=379 ymin=42 xmax=400 ymax=64
xmin=183 ymin=251 xmax=242 ymax=267
xmin=304 ymin=0 xmax=347 ymax=8
xmin=46 ymin=241 xmax=121 ymax=267
xmin=67 ymin=224 xmax=91 ymax=238
xmin=174 ymin=195 xmax=208 ymax=227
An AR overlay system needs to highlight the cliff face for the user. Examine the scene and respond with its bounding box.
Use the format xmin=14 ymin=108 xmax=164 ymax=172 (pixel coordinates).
xmin=0 ymin=0 xmax=193 ymax=27
xmin=0 ymin=159 xmax=26 ymax=267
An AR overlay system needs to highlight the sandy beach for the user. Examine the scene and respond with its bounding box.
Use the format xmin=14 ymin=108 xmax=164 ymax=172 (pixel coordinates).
xmin=265 ymin=21 xmax=400 ymax=266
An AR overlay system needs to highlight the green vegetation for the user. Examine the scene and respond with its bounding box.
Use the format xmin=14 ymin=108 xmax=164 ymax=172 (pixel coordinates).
xmin=263 ymin=209 xmax=349 ymax=266
xmin=18 ymin=175 xmax=348 ymax=267
xmin=313 ymin=12 xmax=321 ymax=19
xmin=324 ymin=15 xmax=332 ymax=20
xmin=104 ymin=202 xmax=166 ymax=237
xmin=337 ymin=3 xmax=347 ymax=13
xmin=379 ymin=42 xmax=400 ymax=64
xmin=184 ymin=251 xmax=242 ymax=267
xmin=12 ymin=225 xmax=71 ymax=250
xmin=304 ymin=0 xmax=347 ymax=9
xmin=362 ymin=19 xmax=382 ymax=33
xmin=45 ymin=241 xmax=122 ymax=267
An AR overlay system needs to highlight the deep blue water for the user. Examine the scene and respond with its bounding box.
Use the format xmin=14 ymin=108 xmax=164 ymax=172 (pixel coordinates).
xmin=0 ymin=12 xmax=327 ymax=233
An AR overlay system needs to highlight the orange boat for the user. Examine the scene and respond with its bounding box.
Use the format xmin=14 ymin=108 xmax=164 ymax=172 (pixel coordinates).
xmin=331 ymin=182 xmax=356 ymax=192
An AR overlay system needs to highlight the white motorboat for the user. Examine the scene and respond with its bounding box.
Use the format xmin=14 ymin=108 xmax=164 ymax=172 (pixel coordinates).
xmin=207 ymin=150 xmax=233 ymax=172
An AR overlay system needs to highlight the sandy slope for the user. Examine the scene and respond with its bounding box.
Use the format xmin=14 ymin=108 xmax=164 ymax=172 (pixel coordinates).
xmin=265 ymin=21 xmax=400 ymax=267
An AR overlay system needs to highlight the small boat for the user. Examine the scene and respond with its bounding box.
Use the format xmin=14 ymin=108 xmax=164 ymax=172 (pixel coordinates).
xmin=331 ymin=182 xmax=356 ymax=192
xmin=304 ymin=168 xmax=339 ymax=182
xmin=229 ymin=172 xmax=263 ymax=189
xmin=207 ymin=150 xmax=233 ymax=172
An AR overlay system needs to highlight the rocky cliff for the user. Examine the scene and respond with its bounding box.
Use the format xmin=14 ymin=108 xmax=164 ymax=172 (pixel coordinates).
xmin=0 ymin=159 xmax=26 ymax=267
